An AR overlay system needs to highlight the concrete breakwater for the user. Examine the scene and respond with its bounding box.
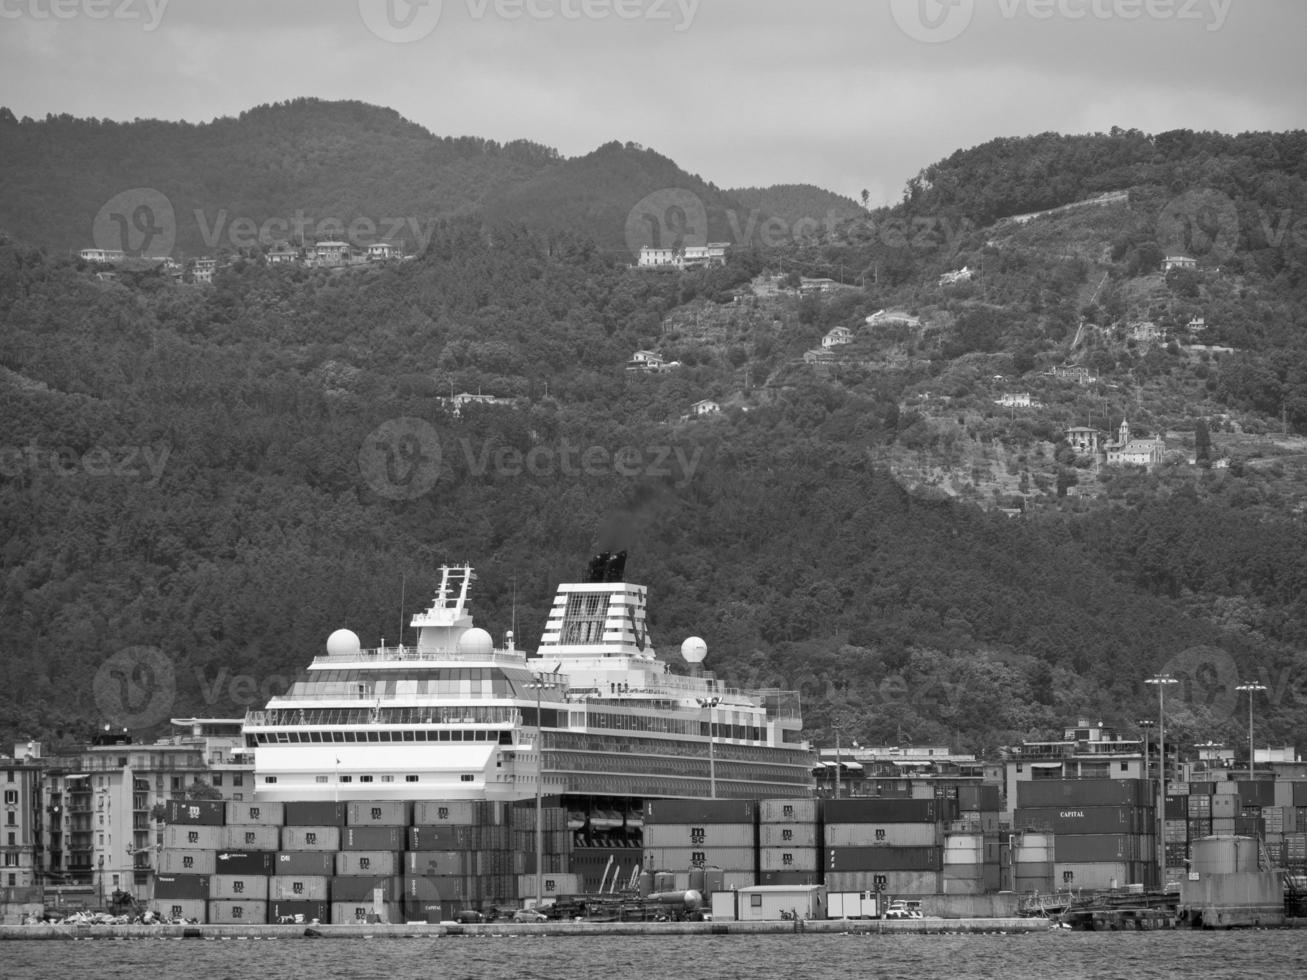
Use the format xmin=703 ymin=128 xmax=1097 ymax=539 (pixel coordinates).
xmin=0 ymin=917 xmax=1050 ymax=941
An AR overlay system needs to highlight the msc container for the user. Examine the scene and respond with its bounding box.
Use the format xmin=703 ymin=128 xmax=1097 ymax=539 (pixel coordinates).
xmin=1053 ymin=834 xmax=1139 ymax=863
xmin=341 ymin=826 xmax=406 ymax=851
xmin=408 ymin=825 xmax=479 ymax=851
xmin=759 ymin=847 xmax=820 ymax=873
xmin=1191 ymin=836 xmax=1260 ymax=875
xmin=207 ymin=900 xmax=267 ymax=924
xmin=280 ymin=826 xmax=341 ymax=851
xmin=162 ymin=825 xmax=222 ymax=851
xmin=403 ymin=850 xmax=473 ymax=877
xmin=210 ymin=874 xmax=270 ymax=901
xmin=1014 ymin=805 xmax=1151 ymax=836
xmin=346 ymin=801 xmax=413 ymax=827
xmin=826 ymin=846 xmax=942 ymax=872
xmin=220 ymin=825 xmax=281 ymax=851
xmin=760 ymin=799 xmax=819 ymax=824
xmin=824 ymin=870 xmax=939 ymax=895
xmin=269 ymin=875 xmax=329 ymax=901
xmin=157 ymin=898 xmax=206 ymax=922
xmin=213 ymin=851 xmax=275 ymax=876
xmin=165 ymin=799 xmax=225 ymax=826
xmin=273 ymin=851 xmax=337 ymax=876
xmin=157 ymin=849 xmax=216 ymax=876
xmin=821 ymin=798 xmax=939 ymax=824
xmin=152 ymin=873 xmax=210 ymax=900
xmin=643 ymin=846 xmax=755 ymax=872
xmin=329 ymin=875 xmax=404 ymax=902
xmin=1016 ymin=779 xmax=1148 ymax=809
xmin=331 ymin=901 xmax=399 ymax=924
xmin=335 ymin=851 xmax=400 ymax=876
xmin=412 ymin=800 xmax=488 ymax=826
xmin=225 ymin=801 xmax=284 ymax=826
xmin=642 ymin=823 xmax=757 ymax=848
xmin=759 ymin=824 xmax=818 ymax=848
xmin=283 ymin=801 xmax=347 ymax=826
xmin=1211 ymin=795 xmax=1239 ymax=819
xmin=823 ymin=822 xmax=940 ymax=848
xmin=643 ymin=799 xmax=756 ymax=825
xmin=1053 ymin=862 xmax=1137 ymax=891
xmin=269 ymin=900 xmax=329 ymax=923
xmin=757 ymin=870 xmax=820 ymax=886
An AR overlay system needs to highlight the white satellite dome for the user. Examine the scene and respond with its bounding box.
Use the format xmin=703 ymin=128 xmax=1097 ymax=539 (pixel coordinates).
xmin=457 ymin=627 xmax=494 ymax=656
xmin=326 ymin=628 xmax=361 ymax=657
xmin=680 ymin=636 xmax=708 ymax=664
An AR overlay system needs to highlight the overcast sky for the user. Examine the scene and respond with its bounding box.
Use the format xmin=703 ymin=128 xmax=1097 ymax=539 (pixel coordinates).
xmin=2 ymin=0 xmax=1304 ymax=205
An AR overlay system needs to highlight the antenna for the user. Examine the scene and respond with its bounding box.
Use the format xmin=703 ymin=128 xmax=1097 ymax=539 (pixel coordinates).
xmin=399 ymin=573 xmax=406 ymax=647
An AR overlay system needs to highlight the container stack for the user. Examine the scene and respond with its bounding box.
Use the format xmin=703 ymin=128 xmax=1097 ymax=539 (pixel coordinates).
xmin=1008 ymin=831 xmax=1054 ymax=893
xmin=822 ymin=797 xmax=950 ymax=896
xmin=1014 ymin=779 xmax=1154 ymax=891
xmin=757 ymin=798 xmax=819 ymax=886
xmin=642 ymin=799 xmax=758 ymax=891
xmin=509 ymin=801 xmax=578 ymax=906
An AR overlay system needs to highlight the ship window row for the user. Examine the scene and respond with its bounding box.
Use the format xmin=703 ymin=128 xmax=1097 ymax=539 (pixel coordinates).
xmin=283 ymin=669 xmax=516 ymax=700
xmin=546 ymin=751 xmax=808 ymax=783
xmin=545 ymin=731 xmax=806 ymax=766
xmin=248 ymin=729 xmax=513 ymax=746
xmin=581 ymin=711 xmax=763 ymax=743
xmin=248 ymin=706 xmax=519 ymax=727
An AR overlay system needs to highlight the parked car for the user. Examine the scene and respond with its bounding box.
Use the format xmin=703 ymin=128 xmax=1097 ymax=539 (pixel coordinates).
xmin=454 ymin=909 xmax=485 ymax=923
xmin=512 ymin=908 xmax=549 ymax=923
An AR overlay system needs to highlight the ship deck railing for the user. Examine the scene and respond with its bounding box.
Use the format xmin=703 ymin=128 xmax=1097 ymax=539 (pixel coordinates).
xmin=313 ymin=646 xmax=529 ymax=664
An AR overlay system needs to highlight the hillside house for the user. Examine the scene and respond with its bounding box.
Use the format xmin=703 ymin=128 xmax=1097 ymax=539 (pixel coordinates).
xmin=367 ymin=241 xmax=402 ymax=261
xmin=192 ymin=257 xmax=217 ymax=283
xmin=80 ymin=248 xmax=125 ymax=264
xmin=688 ymin=398 xmax=721 ymax=417
xmin=799 ymin=277 xmax=837 ymax=295
xmin=1162 ymin=255 xmax=1197 ymax=272
xmin=1185 ymin=317 xmax=1207 ymax=334
xmin=626 ymin=350 xmax=670 ymax=373
xmin=1105 ymin=419 xmax=1165 ymax=467
xmin=822 ymin=326 xmax=854 ymax=348
xmin=1065 ymin=426 xmax=1102 ymax=456
xmin=939 ymin=266 xmax=974 ymax=286
xmin=1048 ymin=365 xmax=1093 ymax=384
xmin=866 ymin=309 xmax=921 ymax=328
xmin=267 ymin=243 xmax=299 ymax=265
xmin=1128 ymin=321 xmax=1164 ymax=343
xmin=442 ymin=392 xmax=514 ymax=416
xmin=313 ymin=241 xmax=352 ymax=266
xmin=803 ymin=348 xmax=835 ymax=365
xmin=995 ymin=392 xmax=1032 ymax=408
xmin=637 ymin=243 xmax=729 ymax=270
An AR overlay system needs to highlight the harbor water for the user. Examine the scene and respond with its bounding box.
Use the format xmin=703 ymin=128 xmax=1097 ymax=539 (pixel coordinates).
xmin=3 ymin=930 xmax=1303 ymax=980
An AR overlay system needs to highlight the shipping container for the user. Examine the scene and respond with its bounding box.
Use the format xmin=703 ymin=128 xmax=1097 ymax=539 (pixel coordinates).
xmin=283 ymin=801 xmax=347 ymax=827
xmin=643 ymin=846 xmax=755 ymax=872
xmin=1214 ymin=779 xmax=1239 ymax=795
xmin=1053 ymin=834 xmax=1140 ymax=863
xmin=404 ymin=873 xmax=472 ymax=902
xmin=824 ymin=870 xmax=939 ymax=895
xmin=1163 ymin=820 xmax=1188 ymax=844
xmin=162 ymin=825 xmax=222 ymax=851
xmin=331 ymin=901 xmax=399 ymax=924
xmin=157 ymin=898 xmax=206 ymax=922
xmin=1053 ymin=862 xmax=1142 ymax=890
xmin=760 ymin=799 xmax=819 ymax=824
xmin=1237 ymin=781 xmax=1276 ymax=807
xmin=1264 ymin=807 xmax=1286 ymax=834
xmin=152 ymin=873 xmax=210 ymax=900
xmin=225 ymin=801 xmax=284 ymax=827
xmin=412 ymin=800 xmax=488 ymax=826
xmin=403 ymin=850 xmax=473 ymax=877
xmin=268 ymin=900 xmax=329 ymax=923
xmin=341 ymin=826 xmax=406 ymax=851
xmin=408 ymin=825 xmax=478 ymax=851
xmin=508 ymin=800 xmax=567 ymax=831
xmin=210 ymin=874 xmax=269 ymax=901
xmin=957 ymin=784 xmax=1001 ymax=812
xmin=273 ymin=851 xmax=337 ymax=876
xmin=759 ymin=847 xmax=820 ymax=873
xmin=328 ymin=875 xmax=404 ymax=902
xmin=1014 ymin=806 xmax=1151 ymax=836
xmin=759 ymin=824 xmax=818 ymax=848
xmin=165 ymin=799 xmax=225 ymax=826
xmin=721 ymin=870 xmax=757 ymax=890
xmin=1189 ymin=817 xmax=1213 ymax=838
xmin=1233 ymin=817 xmax=1265 ymax=838
xmin=1164 ymin=796 xmax=1187 ymax=820
xmin=269 ymin=875 xmax=329 ymax=901
xmin=1187 ymin=795 xmax=1212 ymax=817
xmin=220 ymin=825 xmax=281 ymax=851
xmin=756 ymin=870 xmax=820 ymax=887
xmin=1011 ymin=832 xmax=1054 ymax=865
xmin=1212 ymin=817 xmax=1237 ymax=836
xmin=346 ymin=801 xmax=413 ymax=827
xmin=1285 ymin=833 xmax=1307 ymax=861
xmin=823 ymin=822 xmax=940 ymax=848
xmin=643 ymin=799 xmax=756 ymax=825
xmin=642 ymin=823 xmax=757 ymax=849
xmin=335 ymin=851 xmax=400 ymax=876
xmin=207 ymin=900 xmax=267 ymax=924
xmin=821 ymin=798 xmax=940 ymax=824
xmin=1211 ymin=795 xmax=1238 ymax=819
xmin=1015 ymin=779 xmax=1149 ymax=809
xmin=1189 ymin=782 xmax=1216 ymax=796
xmin=940 ymin=872 xmax=984 ymax=895
xmin=213 ymin=851 xmax=275 ymax=876
xmin=1014 ymin=874 xmax=1054 ymax=894
xmin=280 ymin=826 xmax=341 ymax=851
xmin=157 ymin=849 xmax=216 ymax=876
xmin=826 ymin=846 xmax=942 ymax=872
xmin=1294 ymin=783 xmax=1307 ymax=808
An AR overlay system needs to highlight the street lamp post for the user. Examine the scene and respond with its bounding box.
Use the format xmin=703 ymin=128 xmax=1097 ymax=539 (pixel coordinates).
xmin=696 ymin=696 xmax=721 ymax=798
xmin=1138 ymin=719 xmax=1155 ymax=782
xmin=1146 ymin=675 xmax=1178 ymax=889
xmin=1235 ymin=683 xmax=1267 ymax=780
xmin=526 ymin=673 xmax=560 ymax=910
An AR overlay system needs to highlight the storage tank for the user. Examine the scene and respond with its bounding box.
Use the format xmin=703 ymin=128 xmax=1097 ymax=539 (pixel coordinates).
xmin=1012 ymin=832 xmax=1054 ymax=865
xmin=1190 ymin=836 xmax=1259 ymax=876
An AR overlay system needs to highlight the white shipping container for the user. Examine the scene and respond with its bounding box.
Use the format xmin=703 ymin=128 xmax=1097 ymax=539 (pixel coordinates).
xmin=514 ymin=873 xmax=580 ymax=898
xmin=412 ymin=801 xmax=483 ymax=826
xmin=826 ymin=891 xmax=879 ymax=919
xmin=221 ymin=825 xmax=281 ymax=850
xmin=210 ymin=874 xmax=270 ymax=900
xmin=823 ymin=823 xmax=940 ymax=848
xmin=226 ymin=801 xmax=285 ymax=826
xmin=163 ymin=825 xmax=222 ymax=851
xmin=759 ymin=847 xmax=820 ymax=872
xmin=759 ymin=799 xmax=819 ymax=824
xmin=331 ymin=901 xmax=399 ymax=924
xmin=760 ymin=824 xmax=819 ymax=848
xmin=269 ymin=875 xmax=330 ymax=901
xmin=641 ymin=824 xmax=757 ymax=848
xmin=281 ymin=826 xmax=341 ymax=851
xmin=207 ymin=900 xmax=267 ymax=924
xmin=824 ymin=870 xmax=939 ymax=895
xmin=157 ymin=898 xmax=206 ymax=922
xmin=157 ymin=849 xmax=216 ymax=875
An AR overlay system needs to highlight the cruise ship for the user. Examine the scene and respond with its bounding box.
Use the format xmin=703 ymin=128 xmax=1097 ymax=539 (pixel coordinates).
xmin=243 ymin=554 xmax=815 ymax=818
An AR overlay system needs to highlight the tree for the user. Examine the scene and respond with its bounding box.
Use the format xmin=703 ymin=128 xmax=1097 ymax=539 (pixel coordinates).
xmin=1194 ymin=418 xmax=1212 ymax=467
